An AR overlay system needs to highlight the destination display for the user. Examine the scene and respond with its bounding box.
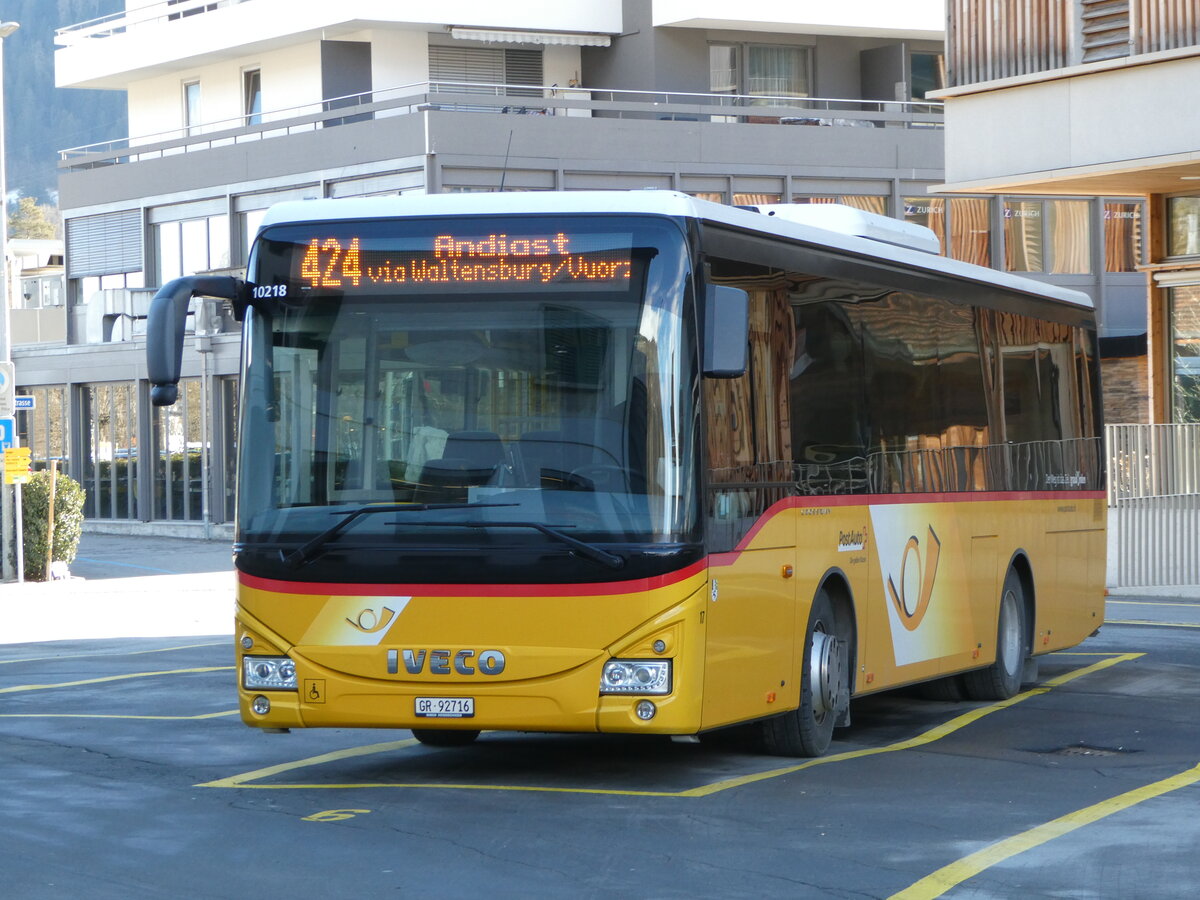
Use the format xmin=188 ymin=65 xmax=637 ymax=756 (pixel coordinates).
xmin=269 ymin=230 xmax=634 ymax=294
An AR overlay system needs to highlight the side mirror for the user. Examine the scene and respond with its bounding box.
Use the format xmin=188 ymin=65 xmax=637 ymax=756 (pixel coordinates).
xmin=147 ymin=275 xmax=244 ymax=406
xmin=703 ymin=284 xmax=749 ymax=378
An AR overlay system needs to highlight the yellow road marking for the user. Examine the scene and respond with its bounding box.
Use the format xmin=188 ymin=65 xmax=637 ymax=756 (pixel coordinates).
xmin=0 ymin=666 xmax=233 ymax=694
xmin=199 ymin=739 xmax=421 ymax=788
xmin=199 ymin=653 xmax=1142 ymax=795
xmin=890 ymin=760 xmax=1200 ymax=900
xmin=0 ymin=640 xmax=226 ymax=666
xmin=1107 ymin=620 xmax=1200 ymax=628
xmin=0 ymin=710 xmax=239 ymax=720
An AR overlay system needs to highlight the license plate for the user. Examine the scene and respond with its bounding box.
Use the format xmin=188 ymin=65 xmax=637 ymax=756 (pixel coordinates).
xmin=415 ymin=697 xmax=475 ymax=718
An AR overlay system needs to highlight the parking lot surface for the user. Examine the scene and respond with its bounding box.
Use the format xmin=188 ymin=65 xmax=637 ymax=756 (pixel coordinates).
xmin=2 ymin=536 xmax=1199 ymax=898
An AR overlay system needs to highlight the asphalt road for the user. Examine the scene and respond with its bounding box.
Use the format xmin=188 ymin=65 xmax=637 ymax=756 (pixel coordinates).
xmin=3 ymin=590 xmax=1199 ymax=899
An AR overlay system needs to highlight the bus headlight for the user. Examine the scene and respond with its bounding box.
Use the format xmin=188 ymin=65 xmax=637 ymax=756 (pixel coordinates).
xmin=243 ymin=656 xmax=298 ymax=690
xmin=600 ymin=659 xmax=671 ymax=695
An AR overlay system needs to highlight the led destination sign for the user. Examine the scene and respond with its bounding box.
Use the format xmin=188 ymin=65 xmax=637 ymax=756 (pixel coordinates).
xmin=294 ymin=231 xmax=633 ymax=291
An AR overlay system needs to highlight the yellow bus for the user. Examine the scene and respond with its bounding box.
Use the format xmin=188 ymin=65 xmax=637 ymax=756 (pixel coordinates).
xmin=147 ymin=192 xmax=1106 ymax=757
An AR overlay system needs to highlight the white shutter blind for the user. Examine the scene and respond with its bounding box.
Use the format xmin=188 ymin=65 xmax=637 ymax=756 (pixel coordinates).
xmin=429 ymin=45 xmax=543 ymax=97
xmin=430 ymin=45 xmax=505 ymax=93
xmin=67 ymin=210 xmax=143 ymax=278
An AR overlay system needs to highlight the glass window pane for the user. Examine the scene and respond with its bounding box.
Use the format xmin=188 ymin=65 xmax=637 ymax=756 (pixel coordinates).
xmin=710 ymin=45 xmax=738 ymax=93
xmin=1104 ymin=202 xmax=1143 ymax=272
xmin=1168 ymin=196 xmax=1200 ymax=257
xmin=209 ymin=214 xmax=230 ymax=270
xmin=1047 ymin=200 xmax=1091 ymax=274
xmin=747 ymin=45 xmax=809 ymax=99
xmin=241 ymin=208 xmax=268 ymax=261
xmin=732 ymin=193 xmax=780 ymax=206
xmin=910 ymin=52 xmax=946 ymax=100
xmin=904 ymin=197 xmax=946 ymax=254
xmin=181 ymin=218 xmax=208 ymax=276
xmin=1171 ymin=285 xmax=1200 ymax=422
xmin=159 ymin=222 xmax=182 ymax=283
xmin=1004 ymin=200 xmax=1044 ymax=272
xmin=950 ymin=198 xmax=991 ymax=267
xmin=184 ymin=81 xmax=201 ymax=131
xmin=244 ymin=69 xmax=262 ymax=125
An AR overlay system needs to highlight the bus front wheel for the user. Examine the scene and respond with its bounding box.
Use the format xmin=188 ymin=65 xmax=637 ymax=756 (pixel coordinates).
xmin=411 ymin=728 xmax=480 ymax=747
xmin=762 ymin=589 xmax=848 ymax=757
xmin=961 ymin=569 xmax=1027 ymax=701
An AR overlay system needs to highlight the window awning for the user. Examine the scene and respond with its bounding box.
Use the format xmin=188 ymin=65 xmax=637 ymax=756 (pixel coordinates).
xmin=449 ymin=27 xmax=611 ymax=47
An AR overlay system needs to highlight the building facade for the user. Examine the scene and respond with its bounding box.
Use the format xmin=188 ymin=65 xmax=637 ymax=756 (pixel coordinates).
xmin=14 ymin=0 xmax=1144 ymax=535
xmin=937 ymin=0 xmax=1200 ymax=425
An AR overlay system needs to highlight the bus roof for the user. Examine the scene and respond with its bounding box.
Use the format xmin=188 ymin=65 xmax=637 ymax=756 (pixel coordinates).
xmin=259 ymin=191 xmax=1094 ymax=311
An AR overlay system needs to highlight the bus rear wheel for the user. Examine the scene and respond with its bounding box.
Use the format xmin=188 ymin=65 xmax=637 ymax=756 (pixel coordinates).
xmin=762 ymin=589 xmax=848 ymax=757
xmin=411 ymin=728 xmax=480 ymax=747
xmin=962 ymin=569 xmax=1027 ymax=701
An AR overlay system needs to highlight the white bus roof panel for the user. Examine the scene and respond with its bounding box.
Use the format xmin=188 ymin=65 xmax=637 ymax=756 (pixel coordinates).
xmin=260 ymin=191 xmax=1094 ymax=311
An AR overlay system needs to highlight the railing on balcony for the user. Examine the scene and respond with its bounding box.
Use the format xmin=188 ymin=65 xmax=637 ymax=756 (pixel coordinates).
xmin=947 ymin=0 xmax=1200 ymax=87
xmin=57 ymin=82 xmax=943 ymax=173
xmin=55 ymin=0 xmax=253 ymax=44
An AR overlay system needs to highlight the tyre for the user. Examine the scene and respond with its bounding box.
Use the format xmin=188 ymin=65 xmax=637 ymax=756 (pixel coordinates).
xmin=917 ymin=674 xmax=966 ymax=702
xmin=961 ymin=569 xmax=1027 ymax=701
xmin=411 ymin=728 xmax=480 ymax=747
xmin=762 ymin=589 xmax=849 ymax=757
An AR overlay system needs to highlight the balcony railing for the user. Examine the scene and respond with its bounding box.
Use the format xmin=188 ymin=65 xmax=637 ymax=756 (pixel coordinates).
xmin=56 ymin=0 xmax=252 ymax=45
xmin=947 ymin=0 xmax=1200 ymax=87
xmin=58 ymin=82 xmax=943 ymax=173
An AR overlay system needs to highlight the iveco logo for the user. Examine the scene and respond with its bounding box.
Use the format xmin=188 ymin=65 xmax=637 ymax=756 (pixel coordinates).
xmin=387 ymin=649 xmax=506 ymax=676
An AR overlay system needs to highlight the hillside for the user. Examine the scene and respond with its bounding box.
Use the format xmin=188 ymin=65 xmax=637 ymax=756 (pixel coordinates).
xmin=0 ymin=0 xmax=126 ymax=204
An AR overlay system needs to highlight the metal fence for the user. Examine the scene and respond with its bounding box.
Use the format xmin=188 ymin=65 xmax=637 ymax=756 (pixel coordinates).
xmin=1107 ymin=423 xmax=1200 ymax=586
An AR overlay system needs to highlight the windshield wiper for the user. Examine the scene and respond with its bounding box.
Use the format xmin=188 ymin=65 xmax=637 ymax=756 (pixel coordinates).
xmin=414 ymin=520 xmax=625 ymax=570
xmin=282 ymin=502 xmax=517 ymax=568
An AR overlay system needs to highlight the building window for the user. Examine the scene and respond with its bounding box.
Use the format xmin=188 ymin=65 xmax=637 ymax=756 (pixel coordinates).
xmin=945 ymin=198 xmax=989 ymax=266
xmin=910 ymin=52 xmax=946 ymax=100
xmin=710 ymin=45 xmax=738 ymax=94
xmin=1171 ymin=285 xmax=1200 ymax=423
xmin=747 ymin=45 xmax=809 ymax=99
xmin=156 ymin=215 xmax=230 ymax=284
xmin=903 ymin=196 xmax=993 ymax=265
xmin=81 ymin=382 xmax=138 ymax=520
xmin=1168 ymin=196 xmax=1200 ymax=257
xmin=240 ymin=208 xmax=268 ymax=262
xmin=16 ymin=386 xmax=68 ymax=472
xmin=183 ymin=80 xmax=202 ymax=135
xmin=794 ymin=195 xmax=888 ymax=215
xmin=1104 ymin=201 xmax=1144 ymax=272
xmin=904 ymin=196 xmax=945 ymax=249
xmin=152 ymin=378 xmax=204 ymax=521
xmin=1004 ymin=199 xmax=1091 ymax=274
xmin=243 ymin=68 xmax=262 ymax=125
xmin=709 ymin=42 xmax=810 ymax=101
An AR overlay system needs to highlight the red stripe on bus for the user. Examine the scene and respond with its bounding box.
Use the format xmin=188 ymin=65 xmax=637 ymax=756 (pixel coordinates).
xmin=238 ymin=559 xmax=709 ymax=598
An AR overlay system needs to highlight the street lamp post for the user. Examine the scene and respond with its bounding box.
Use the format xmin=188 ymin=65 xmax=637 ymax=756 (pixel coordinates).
xmin=0 ymin=20 xmax=20 ymax=583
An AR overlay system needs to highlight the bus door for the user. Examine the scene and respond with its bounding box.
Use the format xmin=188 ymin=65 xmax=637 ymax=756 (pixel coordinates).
xmin=700 ymin=283 xmax=800 ymax=729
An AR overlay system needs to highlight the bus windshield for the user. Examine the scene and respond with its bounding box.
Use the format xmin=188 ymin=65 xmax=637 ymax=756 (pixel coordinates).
xmin=236 ymin=214 xmax=699 ymax=570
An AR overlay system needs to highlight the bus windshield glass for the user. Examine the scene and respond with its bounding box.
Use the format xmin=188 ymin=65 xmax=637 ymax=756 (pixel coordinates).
xmin=237 ymin=214 xmax=698 ymax=559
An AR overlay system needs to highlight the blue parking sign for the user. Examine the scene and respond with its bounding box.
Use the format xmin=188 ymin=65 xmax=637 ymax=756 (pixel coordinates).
xmin=0 ymin=417 xmax=15 ymax=450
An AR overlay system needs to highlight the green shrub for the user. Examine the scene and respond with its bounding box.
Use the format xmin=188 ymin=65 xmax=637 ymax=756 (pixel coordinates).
xmin=19 ymin=470 xmax=86 ymax=582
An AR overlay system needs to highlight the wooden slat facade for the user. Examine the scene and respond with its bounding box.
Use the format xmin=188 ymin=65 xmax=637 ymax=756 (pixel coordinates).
xmin=948 ymin=0 xmax=1200 ymax=86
